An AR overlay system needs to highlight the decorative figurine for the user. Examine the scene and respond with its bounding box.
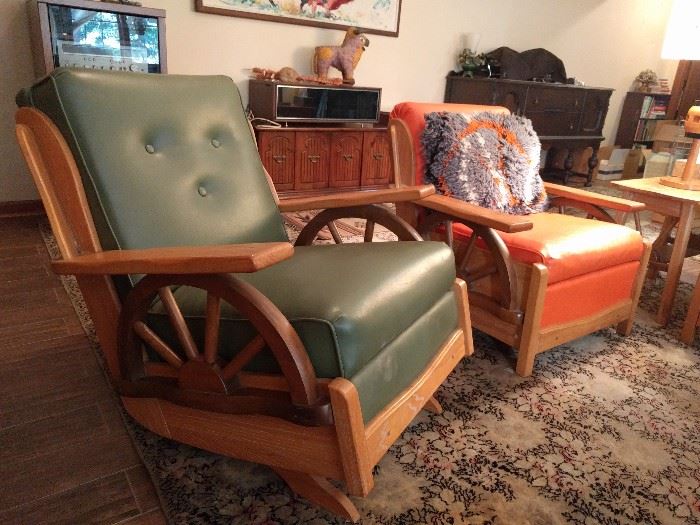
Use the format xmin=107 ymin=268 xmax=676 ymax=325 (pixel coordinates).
xmin=635 ymin=69 xmax=658 ymax=92
xmin=313 ymin=27 xmax=369 ymax=85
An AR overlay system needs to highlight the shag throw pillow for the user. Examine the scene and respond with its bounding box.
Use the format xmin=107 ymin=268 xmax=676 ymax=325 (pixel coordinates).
xmin=422 ymin=111 xmax=548 ymax=214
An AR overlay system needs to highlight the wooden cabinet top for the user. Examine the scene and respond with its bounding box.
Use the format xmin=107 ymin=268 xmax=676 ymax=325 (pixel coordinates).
xmin=254 ymin=126 xmax=388 ymax=133
xmin=445 ymin=75 xmax=613 ymax=93
xmin=445 ymin=75 xmax=613 ymax=139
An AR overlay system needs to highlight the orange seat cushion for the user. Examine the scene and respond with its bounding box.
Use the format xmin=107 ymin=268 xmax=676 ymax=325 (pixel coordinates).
xmin=452 ymin=213 xmax=643 ymax=284
xmin=540 ymin=261 xmax=639 ymax=328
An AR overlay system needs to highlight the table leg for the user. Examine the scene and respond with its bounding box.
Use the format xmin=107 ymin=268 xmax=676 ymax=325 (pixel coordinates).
xmin=586 ymin=147 xmax=598 ymax=187
xmin=563 ymin=150 xmax=574 ymax=185
xmin=649 ymin=216 xmax=678 ymax=279
xmin=656 ymin=203 xmax=695 ymax=326
xmin=681 ymin=272 xmax=700 ymax=344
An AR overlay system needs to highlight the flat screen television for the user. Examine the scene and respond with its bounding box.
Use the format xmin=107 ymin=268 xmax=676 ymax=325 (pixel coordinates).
xmin=249 ymin=79 xmax=381 ymax=124
xmin=28 ymin=0 xmax=167 ymax=77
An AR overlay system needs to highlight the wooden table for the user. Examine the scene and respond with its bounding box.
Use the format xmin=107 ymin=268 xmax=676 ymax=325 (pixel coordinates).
xmin=612 ymin=177 xmax=700 ymax=326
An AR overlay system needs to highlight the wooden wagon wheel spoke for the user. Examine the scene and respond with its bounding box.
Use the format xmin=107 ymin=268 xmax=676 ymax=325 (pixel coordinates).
xmin=327 ymin=221 xmax=344 ymax=244
xmin=363 ymin=220 xmax=375 ymax=242
xmin=221 ymin=335 xmax=266 ymax=381
xmin=461 ymin=264 xmax=498 ymax=284
xmin=456 ymin=231 xmax=478 ymax=270
xmin=204 ymin=292 xmax=221 ymax=364
xmin=133 ymin=320 xmax=183 ymax=368
xmin=158 ymin=286 xmax=200 ymax=360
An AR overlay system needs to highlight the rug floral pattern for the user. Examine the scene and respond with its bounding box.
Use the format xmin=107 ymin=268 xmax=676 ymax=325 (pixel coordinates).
xmin=41 ymin=210 xmax=700 ymax=525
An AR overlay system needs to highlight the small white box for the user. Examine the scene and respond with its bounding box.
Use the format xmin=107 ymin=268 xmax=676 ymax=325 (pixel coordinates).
xmin=597 ymin=159 xmax=624 ymax=180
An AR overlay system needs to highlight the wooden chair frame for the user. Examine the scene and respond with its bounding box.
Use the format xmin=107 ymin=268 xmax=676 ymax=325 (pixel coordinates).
xmin=16 ymin=107 xmax=473 ymax=521
xmin=389 ymin=117 xmax=652 ymax=377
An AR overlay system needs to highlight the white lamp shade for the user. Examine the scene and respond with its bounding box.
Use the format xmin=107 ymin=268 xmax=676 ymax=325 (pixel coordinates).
xmin=661 ymin=0 xmax=700 ymax=59
xmin=464 ymin=33 xmax=481 ymax=53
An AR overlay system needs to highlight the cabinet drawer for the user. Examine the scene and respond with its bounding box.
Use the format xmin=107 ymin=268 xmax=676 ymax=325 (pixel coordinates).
xmin=525 ymin=87 xmax=584 ymax=112
xmin=329 ymin=132 xmax=362 ymax=188
xmin=528 ymin=112 xmax=581 ymax=136
xmin=445 ymin=78 xmax=495 ymax=105
xmin=445 ymin=78 xmax=526 ymax=114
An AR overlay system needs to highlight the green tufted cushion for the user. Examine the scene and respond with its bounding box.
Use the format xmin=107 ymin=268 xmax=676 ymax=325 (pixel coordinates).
xmin=17 ymin=69 xmax=288 ymax=253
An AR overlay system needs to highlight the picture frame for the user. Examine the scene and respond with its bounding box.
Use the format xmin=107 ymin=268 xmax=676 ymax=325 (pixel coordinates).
xmin=194 ymin=0 xmax=402 ymax=37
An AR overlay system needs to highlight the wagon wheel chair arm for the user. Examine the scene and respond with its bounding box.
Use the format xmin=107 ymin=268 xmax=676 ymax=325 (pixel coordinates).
xmin=415 ymin=195 xmax=534 ymax=324
xmin=52 ymin=243 xmax=333 ymax=427
xmin=279 ymin=185 xmax=434 ymax=245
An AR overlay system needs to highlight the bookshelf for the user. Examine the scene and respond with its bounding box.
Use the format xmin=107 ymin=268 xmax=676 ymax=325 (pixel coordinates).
xmin=615 ymin=91 xmax=671 ymax=148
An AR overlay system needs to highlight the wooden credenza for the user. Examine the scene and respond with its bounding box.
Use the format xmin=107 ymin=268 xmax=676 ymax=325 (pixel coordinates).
xmin=444 ymin=76 xmax=613 ymax=185
xmin=255 ymin=126 xmax=394 ymax=196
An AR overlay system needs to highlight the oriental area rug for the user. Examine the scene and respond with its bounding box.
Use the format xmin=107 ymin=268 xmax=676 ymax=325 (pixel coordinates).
xmin=41 ymin=206 xmax=700 ymax=525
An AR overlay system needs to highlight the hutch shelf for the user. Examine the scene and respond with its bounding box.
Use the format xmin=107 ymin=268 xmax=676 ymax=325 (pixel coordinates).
xmin=614 ymin=91 xmax=671 ymax=149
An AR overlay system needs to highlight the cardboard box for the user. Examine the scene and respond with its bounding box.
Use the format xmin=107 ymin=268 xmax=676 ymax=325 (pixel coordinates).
xmin=548 ymin=145 xmax=620 ymax=180
xmin=652 ymin=120 xmax=691 ymax=153
xmin=643 ymin=151 xmax=672 ymax=178
xmin=622 ymin=149 xmax=644 ymax=179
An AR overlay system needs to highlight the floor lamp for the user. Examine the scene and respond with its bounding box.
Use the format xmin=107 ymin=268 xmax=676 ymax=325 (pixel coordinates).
xmin=659 ymin=0 xmax=700 ymax=190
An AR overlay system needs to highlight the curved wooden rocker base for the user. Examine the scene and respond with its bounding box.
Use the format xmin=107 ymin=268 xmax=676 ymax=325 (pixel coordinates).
xmin=274 ymin=467 xmax=360 ymax=522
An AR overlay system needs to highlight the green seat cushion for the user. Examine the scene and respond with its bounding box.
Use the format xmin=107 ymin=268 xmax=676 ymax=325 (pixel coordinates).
xmin=352 ymin=290 xmax=457 ymax=423
xmin=149 ymin=242 xmax=459 ymax=421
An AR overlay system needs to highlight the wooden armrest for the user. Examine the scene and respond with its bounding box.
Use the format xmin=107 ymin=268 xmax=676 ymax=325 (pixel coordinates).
xmin=51 ymin=242 xmax=294 ymax=275
xmin=277 ymin=185 xmax=435 ymax=212
xmin=544 ymin=182 xmax=645 ymax=213
xmin=417 ymin=194 xmax=533 ymax=233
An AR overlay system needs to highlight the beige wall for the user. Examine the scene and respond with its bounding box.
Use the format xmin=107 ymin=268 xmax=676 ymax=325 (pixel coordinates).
xmin=1 ymin=0 xmax=42 ymax=202
xmin=0 ymin=0 xmax=677 ymax=202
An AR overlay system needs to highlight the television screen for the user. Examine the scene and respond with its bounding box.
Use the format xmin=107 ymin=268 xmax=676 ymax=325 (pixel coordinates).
xmin=47 ymin=4 xmax=162 ymax=73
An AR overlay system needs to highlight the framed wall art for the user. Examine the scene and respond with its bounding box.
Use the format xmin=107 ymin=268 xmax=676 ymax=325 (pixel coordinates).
xmin=194 ymin=0 xmax=402 ymax=37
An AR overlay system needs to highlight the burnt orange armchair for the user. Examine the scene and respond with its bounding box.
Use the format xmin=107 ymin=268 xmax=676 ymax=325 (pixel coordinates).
xmin=390 ymin=102 xmax=652 ymax=376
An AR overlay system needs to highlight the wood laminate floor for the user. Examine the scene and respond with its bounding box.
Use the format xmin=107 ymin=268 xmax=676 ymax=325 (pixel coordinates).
xmin=0 ymin=215 xmax=166 ymax=525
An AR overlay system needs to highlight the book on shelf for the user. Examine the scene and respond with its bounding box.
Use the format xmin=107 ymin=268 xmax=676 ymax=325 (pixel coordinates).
xmin=634 ymin=119 xmax=662 ymax=142
xmin=633 ymin=119 xmax=645 ymax=141
xmin=639 ymin=95 xmax=668 ymax=119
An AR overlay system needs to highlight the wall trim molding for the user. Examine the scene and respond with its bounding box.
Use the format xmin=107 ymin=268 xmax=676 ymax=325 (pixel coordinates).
xmin=0 ymin=199 xmax=44 ymax=217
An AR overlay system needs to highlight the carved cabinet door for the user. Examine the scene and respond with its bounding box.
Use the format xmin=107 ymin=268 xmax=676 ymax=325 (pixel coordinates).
xmin=579 ymin=90 xmax=612 ymax=135
xmin=295 ymin=132 xmax=330 ymax=191
xmin=329 ymin=132 xmax=362 ymax=188
xmin=361 ymin=131 xmax=393 ymax=186
xmin=258 ymin=131 xmax=295 ymax=191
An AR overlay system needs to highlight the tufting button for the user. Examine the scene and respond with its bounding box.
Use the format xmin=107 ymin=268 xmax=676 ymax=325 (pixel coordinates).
xmin=145 ymin=144 xmax=155 ymax=154
xmin=198 ymin=186 xmax=208 ymax=197
xmin=211 ymin=138 xmax=221 ymax=148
